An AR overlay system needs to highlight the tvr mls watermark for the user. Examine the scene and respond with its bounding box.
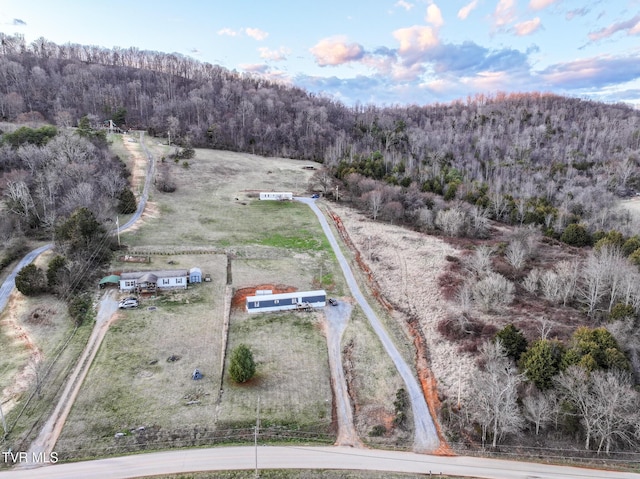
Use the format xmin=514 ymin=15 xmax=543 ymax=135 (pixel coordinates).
xmin=2 ymin=451 xmax=59 ymax=464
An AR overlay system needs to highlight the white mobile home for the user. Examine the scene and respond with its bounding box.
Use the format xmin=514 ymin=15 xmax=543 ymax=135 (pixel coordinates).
xmin=120 ymin=269 xmax=189 ymax=293
xmin=246 ymin=290 xmax=326 ymax=313
xmin=259 ymin=192 xmax=293 ymax=201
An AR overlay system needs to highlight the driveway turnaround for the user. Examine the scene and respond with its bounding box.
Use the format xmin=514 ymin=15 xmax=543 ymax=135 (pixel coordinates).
xmin=296 ymin=197 xmax=439 ymax=453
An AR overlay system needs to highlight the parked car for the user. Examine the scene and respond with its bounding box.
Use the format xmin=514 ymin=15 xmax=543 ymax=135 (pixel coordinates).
xmin=328 ymin=298 xmax=338 ymax=306
xmin=311 ymin=193 xmax=320 ymax=199
xmin=119 ymin=299 xmax=139 ymax=309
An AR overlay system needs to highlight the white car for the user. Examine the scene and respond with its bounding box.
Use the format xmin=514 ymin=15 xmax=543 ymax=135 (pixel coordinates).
xmin=119 ymin=298 xmax=139 ymax=309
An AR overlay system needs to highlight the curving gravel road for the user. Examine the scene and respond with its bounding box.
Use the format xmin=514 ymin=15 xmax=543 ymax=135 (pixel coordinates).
xmin=296 ymin=197 xmax=439 ymax=453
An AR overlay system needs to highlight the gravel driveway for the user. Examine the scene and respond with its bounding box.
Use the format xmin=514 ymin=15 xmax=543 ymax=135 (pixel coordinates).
xmin=297 ymin=197 xmax=439 ymax=453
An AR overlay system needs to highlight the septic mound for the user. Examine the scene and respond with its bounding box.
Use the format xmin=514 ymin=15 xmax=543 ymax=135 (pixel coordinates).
xmin=231 ymin=284 xmax=298 ymax=309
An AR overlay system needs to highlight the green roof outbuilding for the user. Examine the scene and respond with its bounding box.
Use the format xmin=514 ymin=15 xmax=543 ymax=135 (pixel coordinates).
xmin=99 ymin=275 xmax=121 ymax=286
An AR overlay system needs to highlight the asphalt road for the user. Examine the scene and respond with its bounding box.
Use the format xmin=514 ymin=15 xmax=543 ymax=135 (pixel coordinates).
xmin=1 ymin=445 xmax=638 ymax=479
xmin=296 ymin=197 xmax=439 ymax=453
xmin=0 ymin=131 xmax=152 ymax=314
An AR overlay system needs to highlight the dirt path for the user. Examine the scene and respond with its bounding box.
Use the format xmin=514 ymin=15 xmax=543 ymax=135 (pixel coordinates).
xmin=322 ymin=301 xmax=362 ymax=447
xmin=22 ymin=291 xmax=119 ymax=466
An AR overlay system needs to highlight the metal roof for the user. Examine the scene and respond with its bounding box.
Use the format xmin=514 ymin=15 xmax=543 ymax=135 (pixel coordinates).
xmin=120 ymin=270 xmax=189 ymax=280
xmin=99 ymin=275 xmax=120 ymax=285
xmin=246 ymin=289 xmax=326 ymax=302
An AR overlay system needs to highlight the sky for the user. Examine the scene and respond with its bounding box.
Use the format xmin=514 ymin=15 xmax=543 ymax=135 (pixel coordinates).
xmin=1 ymin=0 xmax=640 ymax=107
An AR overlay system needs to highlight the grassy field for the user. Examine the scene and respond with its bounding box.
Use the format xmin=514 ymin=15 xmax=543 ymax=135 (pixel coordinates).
xmin=218 ymin=309 xmax=332 ymax=432
xmin=56 ymin=254 xmax=228 ymax=457
xmin=340 ymin=306 xmax=408 ymax=446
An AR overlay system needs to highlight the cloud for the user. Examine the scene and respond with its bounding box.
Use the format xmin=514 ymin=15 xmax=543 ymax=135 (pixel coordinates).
xmin=458 ymin=1 xmax=479 ymax=20
xmin=493 ymin=0 xmax=517 ymax=28
xmin=12 ymin=18 xmax=26 ymax=26
xmin=217 ymin=27 xmax=269 ymax=41
xmin=395 ymin=0 xmax=414 ymax=11
xmin=241 ymin=64 xmax=269 ymax=74
xmin=588 ymin=14 xmax=640 ymax=41
xmin=426 ymin=3 xmax=444 ymax=28
xmin=539 ymin=54 xmax=640 ymax=89
xmin=258 ymin=46 xmax=291 ymax=62
xmin=429 ymin=42 xmax=530 ymax=75
xmin=245 ymin=28 xmax=269 ymax=41
xmin=393 ymin=25 xmax=439 ymax=60
xmin=310 ymin=36 xmax=365 ymax=66
xmin=217 ymin=28 xmax=239 ymax=37
xmin=566 ymin=8 xmax=589 ymax=21
xmin=529 ymin=0 xmax=558 ymax=11
xmin=514 ymin=17 xmax=542 ymax=36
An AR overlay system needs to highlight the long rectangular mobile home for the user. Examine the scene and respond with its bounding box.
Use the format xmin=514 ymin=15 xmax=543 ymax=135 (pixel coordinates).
xmin=246 ymin=290 xmax=326 ymax=313
xmin=259 ymin=192 xmax=293 ymax=201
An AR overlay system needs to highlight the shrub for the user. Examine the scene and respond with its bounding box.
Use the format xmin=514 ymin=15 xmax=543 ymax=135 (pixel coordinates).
xmin=560 ymin=223 xmax=590 ymax=247
xmin=228 ymin=344 xmax=256 ymax=383
xmin=117 ymin=188 xmax=137 ymax=214
xmin=15 ymin=264 xmax=47 ymax=296
xmin=495 ymin=324 xmax=528 ymax=362
xmin=472 ymin=272 xmax=514 ymax=312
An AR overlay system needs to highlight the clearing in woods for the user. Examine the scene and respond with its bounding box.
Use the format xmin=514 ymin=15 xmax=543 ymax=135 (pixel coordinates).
xmin=57 ymin=140 xmax=407 ymax=457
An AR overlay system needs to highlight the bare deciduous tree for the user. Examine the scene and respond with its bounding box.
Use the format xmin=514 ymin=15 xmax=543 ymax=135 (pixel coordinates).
xmin=472 ymin=272 xmax=514 ymax=312
xmin=464 ymin=245 xmax=494 ymax=277
xmin=523 ymin=268 xmax=541 ymax=294
xmin=468 ymin=340 xmax=525 ymax=447
xmin=435 ymin=207 xmax=466 ymax=237
xmin=522 ymin=389 xmax=556 ymax=435
xmin=505 ymin=239 xmax=527 ymax=270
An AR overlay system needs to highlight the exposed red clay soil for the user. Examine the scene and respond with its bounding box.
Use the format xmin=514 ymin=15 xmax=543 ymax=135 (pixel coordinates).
xmin=231 ymin=284 xmax=298 ymax=309
xmin=328 ymin=208 xmax=453 ymax=456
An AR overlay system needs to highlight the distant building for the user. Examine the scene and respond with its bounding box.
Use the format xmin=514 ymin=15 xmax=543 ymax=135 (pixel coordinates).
xmin=259 ymin=192 xmax=293 ymax=201
xmin=246 ymin=290 xmax=326 ymax=313
xmin=120 ymin=269 xmax=189 ymax=293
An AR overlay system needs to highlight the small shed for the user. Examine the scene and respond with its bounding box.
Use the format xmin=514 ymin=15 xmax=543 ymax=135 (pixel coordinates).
xmin=189 ymin=267 xmax=202 ymax=283
xmin=99 ymin=275 xmax=120 ymax=289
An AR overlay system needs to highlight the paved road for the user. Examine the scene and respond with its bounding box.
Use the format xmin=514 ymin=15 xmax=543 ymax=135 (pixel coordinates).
xmin=0 ymin=244 xmax=53 ymax=314
xmin=1 ymin=132 xmax=154 ymax=463
xmin=0 ymin=131 xmax=153 ymax=313
xmin=296 ymin=197 xmax=439 ymax=453
xmin=1 ymin=445 xmax=638 ymax=479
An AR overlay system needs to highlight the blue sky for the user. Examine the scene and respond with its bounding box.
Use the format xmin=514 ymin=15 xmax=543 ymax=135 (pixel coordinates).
xmin=1 ymin=0 xmax=640 ymax=107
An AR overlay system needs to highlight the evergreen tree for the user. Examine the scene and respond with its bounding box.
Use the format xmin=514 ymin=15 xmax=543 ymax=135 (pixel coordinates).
xmin=15 ymin=263 xmax=47 ymax=296
xmin=495 ymin=324 xmax=528 ymax=362
xmin=519 ymin=339 xmax=564 ymax=390
xmin=228 ymin=344 xmax=256 ymax=383
xmin=117 ymin=188 xmax=137 ymax=214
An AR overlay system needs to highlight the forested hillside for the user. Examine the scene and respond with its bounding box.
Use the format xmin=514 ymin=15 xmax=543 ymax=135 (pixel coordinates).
xmin=4 ymin=33 xmax=640 ymax=456
xmin=1 ymin=33 xmax=639 ymax=239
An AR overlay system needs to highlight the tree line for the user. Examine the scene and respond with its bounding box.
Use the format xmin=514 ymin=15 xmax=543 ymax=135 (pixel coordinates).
xmin=1 ymin=33 xmax=639 ymax=242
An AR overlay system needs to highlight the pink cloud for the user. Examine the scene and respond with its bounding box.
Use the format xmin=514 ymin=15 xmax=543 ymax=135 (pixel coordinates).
xmin=426 ymin=3 xmax=444 ymax=28
xmin=458 ymin=0 xmax=479 ymax=20
xmin=514 ymin=17 xmax=542 ymax=36
xmin=245 ymin=28 xmax=268 ymax=41
xmin=588 ymin=14 xmax=640 ymax=41
xmin=310 ymin=36 xmax=365 ymax=66
xmin=393 ymin=25 xmax=439 ymax=57
xmin=494 ymin=0 xmax=517 ymax=27
xmin=529 ymin=0 xmax=558 ymax=11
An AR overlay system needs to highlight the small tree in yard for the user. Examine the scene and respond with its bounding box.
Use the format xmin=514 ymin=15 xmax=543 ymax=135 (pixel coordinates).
xmin=15 ymin=264 xmax=47 ymax=296
xmin=229 ymin=344 xmax=256 ymax=383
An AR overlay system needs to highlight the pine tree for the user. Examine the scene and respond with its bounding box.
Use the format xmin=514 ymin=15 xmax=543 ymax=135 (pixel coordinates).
xmin=228 ymin=344 xmax=256 ymax=383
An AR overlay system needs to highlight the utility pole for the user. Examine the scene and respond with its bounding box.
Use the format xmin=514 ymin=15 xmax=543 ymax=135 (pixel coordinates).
xmin=0 ymin=400 xmax=6 ymax=439
xmin=254 ymin=396 xmax=260 ymax=478
xmin=335 ymin=185 xmax=339 ymax=202
xmin=116 ymin=216 xmax=121 ymax=247
xmin=457 ymin=363 xmax=462 ymax=409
